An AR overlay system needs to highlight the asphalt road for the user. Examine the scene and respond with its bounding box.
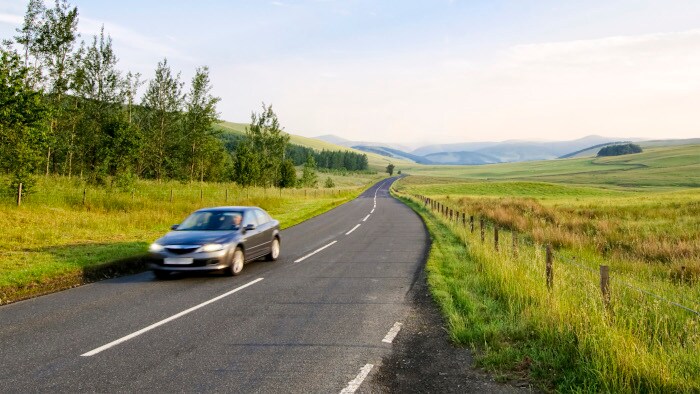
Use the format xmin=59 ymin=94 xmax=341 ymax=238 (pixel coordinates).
xmin=0 ymin=177 xmax=430 ymax=393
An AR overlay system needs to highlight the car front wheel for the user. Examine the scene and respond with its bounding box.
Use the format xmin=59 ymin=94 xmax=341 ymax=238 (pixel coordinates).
xmin=228 ymin=247 xmax=244 ymax=276
xmin=267 ymin=237 xmax=280 ymax=261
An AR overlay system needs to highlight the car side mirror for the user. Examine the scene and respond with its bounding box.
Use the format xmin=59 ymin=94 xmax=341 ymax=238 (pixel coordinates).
xmin=171 ymin=224 xmax=179 ymax=230
xmin=243 ymin=224 xmax=256 ymax=232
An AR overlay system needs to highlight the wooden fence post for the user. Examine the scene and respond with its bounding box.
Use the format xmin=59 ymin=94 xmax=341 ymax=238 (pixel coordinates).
xmin=494 ymin=225 xmax=499 ymax=251
xmin=131 ymin=189 xmax=135 ymax=201
xmin=17 ymin=183 xmax=22 ymax=206
xmin=462 ymin=212 xmax=466 ymax=224
xmin=200 ymin=189 xmax=203 ymax=202
xmin=170 ymin=189 xmax=173 ymax=203
xmin=225 ymin=189 xmax=228 ymax=202
xmin=480 ymin=218 xmax=485 ymax=243
xmin=600 ymin=265 xmax=610 ymax=308
xmin=82 ymin=188 xmax=86 ymax=205
xmin=546 ymin=244 xmax=553 ymax=289
xmin=470 ymin=216 xmax=474 ymax=233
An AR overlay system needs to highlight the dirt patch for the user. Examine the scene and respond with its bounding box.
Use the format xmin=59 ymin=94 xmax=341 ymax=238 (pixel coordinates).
xmin=364 ymin=268 xmax=536 ymax=393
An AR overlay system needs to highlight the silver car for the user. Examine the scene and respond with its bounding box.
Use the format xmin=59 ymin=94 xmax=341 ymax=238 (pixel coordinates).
xmin=148 ymin=206 xmax=281 ymax=279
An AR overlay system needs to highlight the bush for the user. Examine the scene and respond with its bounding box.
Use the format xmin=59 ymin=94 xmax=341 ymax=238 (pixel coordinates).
xmin=324 ymin=177 xmax=335 ymax=188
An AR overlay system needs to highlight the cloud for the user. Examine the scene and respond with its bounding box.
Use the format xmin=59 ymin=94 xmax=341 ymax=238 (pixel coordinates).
xmin=215 ymin=28 xmax=700 ymax=143
xmin=80 ymin=17 xmax=194 ymax=63
xmin=0 ymin=12 xmax=22 ymax=25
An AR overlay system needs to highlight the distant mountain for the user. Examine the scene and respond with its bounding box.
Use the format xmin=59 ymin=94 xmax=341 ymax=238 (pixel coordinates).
xmin=314 ymin=135 xmax=413 ymax=152
xmin=352 ymin=145 xmax=433 ymax=164
xmin=413 ymin=135 xmax=620 ymax=160
xmin=423 ymin=151 xmax=500 ymax=165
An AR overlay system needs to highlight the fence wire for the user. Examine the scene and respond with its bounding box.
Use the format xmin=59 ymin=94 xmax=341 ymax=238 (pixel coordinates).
xmin=410 ymin=192 xmax=700 ymax=319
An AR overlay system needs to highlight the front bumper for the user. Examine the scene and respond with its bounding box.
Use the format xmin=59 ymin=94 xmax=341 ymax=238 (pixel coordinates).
xmin=149 ymin=249 xmax=229 ymax=272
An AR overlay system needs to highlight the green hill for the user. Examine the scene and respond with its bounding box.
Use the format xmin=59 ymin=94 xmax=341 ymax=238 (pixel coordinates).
xmin=215 ymin=121 xmax=411 ymax=171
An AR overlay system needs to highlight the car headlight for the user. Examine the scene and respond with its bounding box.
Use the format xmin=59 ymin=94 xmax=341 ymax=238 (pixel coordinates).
xmin=200 ymin=243 xmax=224 ymax=253
xmin=149 ymin=243 xmax=164 ymax=252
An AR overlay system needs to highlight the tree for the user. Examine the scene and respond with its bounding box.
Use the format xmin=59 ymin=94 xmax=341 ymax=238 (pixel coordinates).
xmin=278 ymin=159 xmax=296 ymax=188
xmin=244 ymin=103 xmax=289 ymax=187
xmin=140 ymin=58 xmax=184 ymax=180
xmin=73 ymin=26 xmax=123 ymax=181
xmin=183 ymin=66 xmax=221 ymax=182
xmin=14 ymin=0 xmax=45 ymax=82
xmin=35 ymin=0 xmax=79 ymax=175
xmin=232 ymin=142 xmax=259 ymax=187
xmin=0 ymin=48 xmax=47 ymax=192
xmin=386 ymin=163 xmax=395 ymax=176
xmin=300 ymin=154 xmax=318 ymax=187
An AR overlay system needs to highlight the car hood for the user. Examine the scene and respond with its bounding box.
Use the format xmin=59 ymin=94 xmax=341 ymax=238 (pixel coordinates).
xmin=156 ymin=230 xmax=238 ymax=246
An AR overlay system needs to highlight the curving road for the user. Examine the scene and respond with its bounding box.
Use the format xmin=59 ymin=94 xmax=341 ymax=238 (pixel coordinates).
xmin=0 ymin=177 xmax=430 ymax=393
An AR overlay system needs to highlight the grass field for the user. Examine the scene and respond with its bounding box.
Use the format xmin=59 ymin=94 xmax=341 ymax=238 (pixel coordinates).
xmin=401 ymin=144 xmax=700 ymax=189
xmin=0 ymin=172 xmax=383 ymax=304
xmin=216 ymin=121 xmax=412 ymax=171
xmin=392 ymin=144 xmax=700 ymax=391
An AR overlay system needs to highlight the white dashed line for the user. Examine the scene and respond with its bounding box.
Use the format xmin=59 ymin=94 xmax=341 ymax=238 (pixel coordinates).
xmin=345 ymin=224 xmax=361 ymax=235
xmin=382 ymin=322 xmax=403 ymax=343
xmin=370 ymin=208 xmax=375 ymax=214
xmin=362 ymin=214 xmax=370 ymax=222
xmin=340 ymin=364 xmax=374 ymax=394
xmin=294 ymin=240 xmax=338 ymax=263
xmin=81 ymin=277 xmax=264 ymax=356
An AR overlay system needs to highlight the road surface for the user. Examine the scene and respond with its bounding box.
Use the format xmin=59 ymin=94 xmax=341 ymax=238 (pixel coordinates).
xmin=0 ymin=177 xmax=430 ymax=393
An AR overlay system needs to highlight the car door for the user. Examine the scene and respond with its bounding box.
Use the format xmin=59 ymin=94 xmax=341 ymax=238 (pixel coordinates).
xmin=241 ymin=209 xmax=264 ymax=259
xmin=254 ymin=209 xmax=274 ymax=254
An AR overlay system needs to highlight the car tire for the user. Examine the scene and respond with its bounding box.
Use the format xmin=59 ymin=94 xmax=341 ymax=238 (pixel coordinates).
xmin=153 ymin=270 xmax=169 ymax=280
xmin=228 ymin=247 xmax=244 ymax=276
xmin=266 ymin=237 xmax=280 ymax=261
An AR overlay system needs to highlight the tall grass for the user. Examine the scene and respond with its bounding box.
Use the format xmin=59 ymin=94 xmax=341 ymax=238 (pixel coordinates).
xmin=0 ymin=173 xmax=382 ymax=304
xmin=395 ymin=190 xmax=700 ymax=392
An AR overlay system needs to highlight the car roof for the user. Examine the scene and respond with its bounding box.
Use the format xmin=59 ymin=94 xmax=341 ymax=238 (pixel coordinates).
xmin=194 ymin=206 xmax=261 ymax=213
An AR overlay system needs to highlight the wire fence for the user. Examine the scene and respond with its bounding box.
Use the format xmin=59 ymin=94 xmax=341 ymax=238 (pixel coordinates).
xmin=408 ymin=192 xmax=700 ymax=319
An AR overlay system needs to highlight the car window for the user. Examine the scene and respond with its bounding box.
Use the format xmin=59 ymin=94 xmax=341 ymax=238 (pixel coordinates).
xmin=242 ymin=210 xmax=258 ymax=227
xmin=254 ymin=209 xmax=269 ymax=225
xmin=178 ymin=211 xmax=243 ymax=231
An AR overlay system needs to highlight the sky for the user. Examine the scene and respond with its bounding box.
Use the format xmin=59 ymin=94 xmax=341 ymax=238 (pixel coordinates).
xmin=1 ymin=0 xmax=700 ymax=147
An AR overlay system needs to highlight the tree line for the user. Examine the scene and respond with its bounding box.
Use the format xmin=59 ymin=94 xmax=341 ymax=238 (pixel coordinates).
xmin=597 ymin=143 xmax=643 ymax=157
xmin=1 ymin=0 xmax=370 ymax=194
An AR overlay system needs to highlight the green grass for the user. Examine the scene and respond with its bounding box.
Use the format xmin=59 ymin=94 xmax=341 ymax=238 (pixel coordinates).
xmin=394 ymin=190 xmax=700 ymax=392
xmin=0 ymin=172 xmax=383 ymax=304
xmin=391 ymin=144 xmax=700 ymax=391
xmin=216 ymin=121 xmax=412 ymax=171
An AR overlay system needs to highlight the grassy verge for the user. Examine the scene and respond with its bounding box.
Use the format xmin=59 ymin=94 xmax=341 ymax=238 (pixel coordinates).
xmin=0 ymin=173 xmax=383 ymax=305
xmin=393 ymin=188 xmax=700 ymax=392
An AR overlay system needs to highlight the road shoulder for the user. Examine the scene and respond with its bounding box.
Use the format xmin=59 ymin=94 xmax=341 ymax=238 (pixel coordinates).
xmin=365 ymin=267 xmax=533 ymax=393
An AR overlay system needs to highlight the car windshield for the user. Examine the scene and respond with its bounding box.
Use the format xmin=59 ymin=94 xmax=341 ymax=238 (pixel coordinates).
xmin=176 ymin=211 xmax=243 ymax=231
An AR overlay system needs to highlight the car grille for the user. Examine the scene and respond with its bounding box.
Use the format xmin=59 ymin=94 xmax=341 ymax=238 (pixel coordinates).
xmin=165 ymin=246 xmax=199 ymax=255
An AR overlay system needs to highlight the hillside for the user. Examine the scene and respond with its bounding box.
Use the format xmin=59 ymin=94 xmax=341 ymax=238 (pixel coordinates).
xmin=401 ymin=144 xmax=700 ymax=188
xmin=423 ymin=151 xmax=500 ymax=165
xmin=216 ymin=121 xmax=411 ymax=171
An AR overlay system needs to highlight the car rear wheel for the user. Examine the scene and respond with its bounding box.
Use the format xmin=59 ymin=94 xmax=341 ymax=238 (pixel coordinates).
xmin=228 ymin=247 xmax=244 ymax=276
xmin=266 ymin=237 xmax=280 ymax=261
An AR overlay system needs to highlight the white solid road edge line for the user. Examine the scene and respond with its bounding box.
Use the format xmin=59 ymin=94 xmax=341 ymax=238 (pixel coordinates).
xmin=340 ymin=364 xmax=374 ymax=394
xmin=294 ymin=240 xmax=338 ymax=263
xmin=345 ymin=224 xmax=361 ymax=235
xmin=382 ymin=322 xmax=403 ymax=343
xmin=81 ymin=277 xmax=264 ymax=357
xmin=362 ymin=214 xmax=370 ymax=222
